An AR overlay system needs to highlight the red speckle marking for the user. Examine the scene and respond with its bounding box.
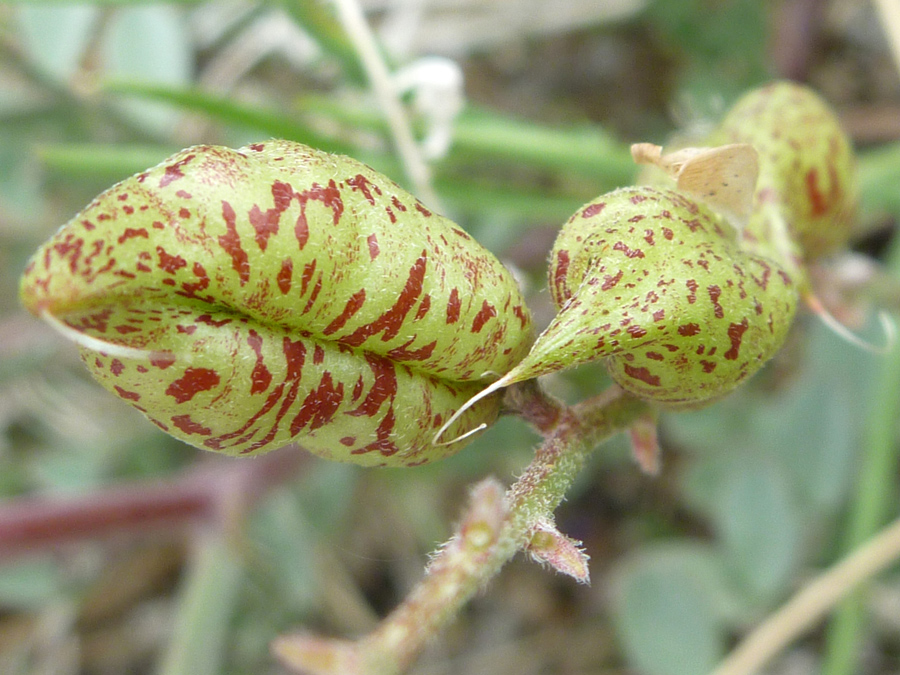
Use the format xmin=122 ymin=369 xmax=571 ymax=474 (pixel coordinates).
xmin=347 ymin=174 xmax=377 ymax=204
xmin=247 ymin=330 xmax=272 ymax=394
xmin=652 ymin=309 xmax=665 ymax=322
xmin=178 ymin=207 xmax=191 ymax=219
xmin=277 ymin=258 xmax=293 ymax=294
xmin=176 ymin=190 xmax=192 ymax=199
xmin=176 ymin=325 xmax=197 ymax=335
xmin=415 ymin=202 xmax=432 ymax=217
xmin=601 ymin=270 xmax=624 ymax=291
xmin=623 ymin=364 xmax=661 ymax=386
xmin=707 ymin=285 xmax=724 ymax=318
xmin=119 ymin=229 xmax=148 ymax=247
xmin=678 ymin=323 xmax=701 ymax=336
xmin=644 ymin=229 xmax=655 ymax=245
xmin=387 ymin=339 xmax=436 ymax=361
xmin=471 ymin=300 xmax=497 ymax=333
xmin=290 ymin=373 xmax=344 ymax=433
xmin=165 ymin=367 xmax=220 ymax=403
xmin=414 ymin=295 xmax=431 ymax=321
xmin=172 ymin=414 xmax=212 ymax=436
xmin=806 ymin=168 xmax=831 ymax=216
xmin=340 ymin=253 xmax=427 ymax=345
xmin=391 ymin=196 xmax=407 ymax=212
xmin=197 ymin=314 xmax=232 ymax=328
xmin=646 ymin=351 xmax=664 ymax=361
xmin=114 ymin=385 xmax=141 ymax=401
xmin=686 ymin=279 xmax=698 ymax=304
xmin=700 ymin=360 xmax=717 ymax=373
xmin=367 ymin=233 xmax=380 ymax=259
xmin=582 ymin=202 xmax=606 ymax=218
xmin=299 ymin=260 xmax=316 ymax=297
xmin=294 ymin=180 xmax=344 ymax=250
xmin=446 ymin=288 xmax=461 ymax=324
xmin=159 ymin=154 xmax=195 ymax=188
xmin=626 ymin=325 xmax=647 ymax=338
xmin=724 ymin=318 xmax=749 ymax=360
xmin=613 ymin=241 xmax=645 ymax=259
xmin=114 ymin=325 xmax=141 ymax=335
xmin=553 ymin=250 xmax=571 ymax=300
xmin=219 ymin=201 xmax=250 ymax=285
xmin=513 ymin=304 xmax=529 ymax=329
xmin=324 ymin=289 xmax=367 ymax=335
xmin=348 ymin=353 xmax=397 ymax=417
xmin=110 ymin=359 xmax=124 ymax=376
xmin=313 ymin=344 xmax=325 ymax=365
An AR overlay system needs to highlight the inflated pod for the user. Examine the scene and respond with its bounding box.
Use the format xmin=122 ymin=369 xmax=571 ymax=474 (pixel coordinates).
xmin=711 ymin=81 xmax=858 ymax=267
xmin=20 ymin=141 xmax=534 ymax=466
xmin=447 ymin=187 xmax=798 ymax=415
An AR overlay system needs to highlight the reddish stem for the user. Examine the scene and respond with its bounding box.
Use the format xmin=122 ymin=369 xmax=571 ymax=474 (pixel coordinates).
xmin=0 ymin=445 xmax=308 ymax=560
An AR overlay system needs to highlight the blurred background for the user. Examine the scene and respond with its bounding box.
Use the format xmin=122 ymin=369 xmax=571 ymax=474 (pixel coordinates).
xmin=2 ymin=1 xmax=900 ymax=673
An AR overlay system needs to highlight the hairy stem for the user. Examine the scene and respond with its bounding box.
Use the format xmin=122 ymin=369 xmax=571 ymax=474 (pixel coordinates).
xmin=273 ymin=386 xmax=649 ymax=675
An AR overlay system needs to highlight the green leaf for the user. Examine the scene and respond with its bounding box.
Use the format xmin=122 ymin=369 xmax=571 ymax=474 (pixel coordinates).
xmin=101 ymin=6 xmax=194 ymax=134
xmin=0 ymin=557 xmax=65 ymax=610
xmin=712 ymin=456 xmax=800 ymax=601
xmin=612 ymin=542 xmax=727 ymax=675
xmin=103 ymin=82 xmax=357 ymax=155
xmin=17 ymin=5 xmax=100 ymax=83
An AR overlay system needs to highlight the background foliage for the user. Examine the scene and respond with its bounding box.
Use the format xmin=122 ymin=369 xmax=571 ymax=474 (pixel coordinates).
xmin=2 ymin=1 xmax=900 ymax=674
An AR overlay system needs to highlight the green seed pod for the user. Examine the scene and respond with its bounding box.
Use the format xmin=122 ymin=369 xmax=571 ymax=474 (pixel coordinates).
xmin=445 ymin=187 xmax=798 ymax=417
xmin=712 ymin=81 xmax=858 ymax=266
xmin=20 ymin=141 xmax=533 ymax=466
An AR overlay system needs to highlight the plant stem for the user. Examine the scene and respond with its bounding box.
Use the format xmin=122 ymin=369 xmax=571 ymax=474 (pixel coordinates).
xmin=330 ymin=0 xmax=440 ymax=209
xmin=821 ymin=224 xmax=900 ymax=674
xmin=156 ymin=532 xmax=245 ymax=675
xmin=0 ymin=448 xmax=306 ymax=560
xmin=710 ymin=513 xmax=900 ymax=675
xmin=273 ymin=386 xmax=648 ymax=675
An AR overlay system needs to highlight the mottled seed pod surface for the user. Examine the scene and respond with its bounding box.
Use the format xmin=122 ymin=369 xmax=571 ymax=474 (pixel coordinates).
xmin=20 ymin=141 xmax=534 ymax=466
xmin=488 ymin=186 xmax=798 ymax=408
xmin=712 ymin=81 xmax=858 ymax=265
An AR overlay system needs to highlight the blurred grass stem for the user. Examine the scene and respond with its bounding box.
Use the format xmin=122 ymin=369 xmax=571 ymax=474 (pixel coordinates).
xmin=330 ymin=0 xmax=441 ymax=209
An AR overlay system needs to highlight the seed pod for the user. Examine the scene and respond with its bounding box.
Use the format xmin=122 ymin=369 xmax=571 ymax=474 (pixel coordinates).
xmin=20 ymin=141 xmax=534 ymax=466
xmin=712 ymin=81 xmax=858 ymax=265
xmin=442 ymin=186 xmax=798 ymax=419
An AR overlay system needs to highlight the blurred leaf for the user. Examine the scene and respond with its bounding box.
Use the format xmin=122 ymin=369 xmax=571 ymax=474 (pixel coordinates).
xmin=248 ymin=488 xmax=319 ymax=612
xmin=157 ymin=534 xmax=244 ymax=675
xmin=38 ymin=142 xmax=176 ymax=184
xmin=647 ymin=0 xmax=769 ymax=105
xmin=101 ymin=6 xmax=193 ymax=134
xmin=0 ymin=129 xmax=44 ymax=222
xmin=104 ymin=82 xmax=356 ymax=154
xmin=712 ymin=455 xmax=800 ymax=601
xmin=860 ymin=142 xmax=900 ymax=216
xmin=17 ymin=5 xmax=99 ymax=84
xmin=612 ymin=542 xmax=727 ymax=675
xmin=280 ymin=0 xmax=365 ymax=83
xmin=0 ymin=556 xmax=64 ymax=610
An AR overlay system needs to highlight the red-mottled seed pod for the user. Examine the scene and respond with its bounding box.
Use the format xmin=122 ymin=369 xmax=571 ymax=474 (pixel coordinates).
xmin=442 ymin=186 xmax=798 ymax=418
xmin=20 ymin=141 xmax=534 ymax=466
xmin=712 ymin=81 xmax=858 ymax=267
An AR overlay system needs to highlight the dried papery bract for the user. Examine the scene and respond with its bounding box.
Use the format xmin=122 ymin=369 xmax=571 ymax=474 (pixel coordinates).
xmin=20 ymin=141 xmax=534 ymax=466
xmin=631 ymin=142 xmax=759 ymax=229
